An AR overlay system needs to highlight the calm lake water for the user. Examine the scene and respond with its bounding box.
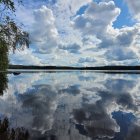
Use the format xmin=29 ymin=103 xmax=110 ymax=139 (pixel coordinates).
xmin=0 ymin=71 xmax=140 ymax=140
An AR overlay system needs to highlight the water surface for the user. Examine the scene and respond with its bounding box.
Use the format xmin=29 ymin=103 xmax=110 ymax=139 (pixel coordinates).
xmin=0 ymin=71 xmax=140 ymax=140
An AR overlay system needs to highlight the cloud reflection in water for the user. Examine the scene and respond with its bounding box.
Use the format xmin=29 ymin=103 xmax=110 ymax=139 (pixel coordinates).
xmin=0 ymin=72 xmax=140 ymax=140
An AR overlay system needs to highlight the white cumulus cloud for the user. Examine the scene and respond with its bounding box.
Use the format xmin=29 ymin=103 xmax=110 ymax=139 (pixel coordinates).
xmin=30 ymin=5 xmax=58 ymax=53
xmin=9 ymin=0 xmax=140 ymax=66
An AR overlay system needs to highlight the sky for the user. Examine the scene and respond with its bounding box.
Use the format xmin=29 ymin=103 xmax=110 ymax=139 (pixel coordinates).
xmin=9 ymin=0 xmax=140 ymax=66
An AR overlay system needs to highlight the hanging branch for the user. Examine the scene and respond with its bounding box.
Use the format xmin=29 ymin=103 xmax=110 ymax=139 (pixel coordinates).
xmin=0 ymin=0 xmax=29 ymax=51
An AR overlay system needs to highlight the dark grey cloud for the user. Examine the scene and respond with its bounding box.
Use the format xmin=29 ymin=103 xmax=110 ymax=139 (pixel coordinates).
xmin=78 ymin=57 xmax=96 ymax=63
xmin=104 ymin=79 xmax=135 ymax=93
xmin=19 ymin=85 xmax=58 ymax=137
xmin=103 ymin=79 xmax=138 ymax=111
xmin=59 ymin=43 xmax=81 ymax=54
xmin=59 ymin=85 xmax=81 ymax=95
xmin=126 ymin=124 xmax=140 ymax=140
xmin=73 ymin=96 xmax=119 ymax=139
xmin=98 ymin=38 xmax=115 ymax=48
xmin=117 ymin=28 xmax=138 ymax=46
xmin=72 ymin=77 xmax=139 ymax=139
xmin=105 ymin=48 xmax=136 ymax=61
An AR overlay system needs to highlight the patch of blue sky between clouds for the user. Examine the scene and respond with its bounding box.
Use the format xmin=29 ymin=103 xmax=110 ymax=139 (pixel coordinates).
xmin=113 ymin=0 xmax=136 ymax=28
xmin=76 ymin=5 xmax=88 ymax=15
xmin=21 ymin=0 xmax=56 ymax=8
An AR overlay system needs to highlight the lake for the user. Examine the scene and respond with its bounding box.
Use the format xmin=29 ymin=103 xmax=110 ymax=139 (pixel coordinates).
xmin=0 ymin=71 xmax=140 ymax=140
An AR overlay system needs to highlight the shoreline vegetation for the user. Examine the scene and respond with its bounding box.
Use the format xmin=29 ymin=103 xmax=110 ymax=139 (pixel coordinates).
xmin=8 ymin=64 xmax=140 ymax=70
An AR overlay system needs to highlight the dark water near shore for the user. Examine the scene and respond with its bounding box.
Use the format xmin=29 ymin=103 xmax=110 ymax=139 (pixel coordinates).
xmin=0 ymin=71 xmax=140 ymax=140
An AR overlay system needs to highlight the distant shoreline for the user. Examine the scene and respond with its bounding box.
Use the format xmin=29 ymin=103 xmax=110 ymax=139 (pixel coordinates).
xmin=8 ymin=65 xmax=140 ymax=70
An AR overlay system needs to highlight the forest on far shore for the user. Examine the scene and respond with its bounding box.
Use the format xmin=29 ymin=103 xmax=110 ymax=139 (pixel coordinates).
xmin=8 ymin=65 xmax=140 ymax=70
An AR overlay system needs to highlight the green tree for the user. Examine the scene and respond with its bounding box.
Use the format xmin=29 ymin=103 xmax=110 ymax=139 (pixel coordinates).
xmin=0 ymin=0 xmax=29 ymax=94
xmin=0 ymin=0 xmax=29 ymax=50
xmin=0 ymin=0 xmax=29 ymax=66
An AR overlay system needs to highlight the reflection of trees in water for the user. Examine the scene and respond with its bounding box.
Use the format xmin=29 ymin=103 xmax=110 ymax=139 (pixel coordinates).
xmin=0 ymin=40 xmax=8 ymax=95
xmin=0 ymin=117 xmax=29 ymax=140
xmin=0 ymin=73 xmax=8 ymax=95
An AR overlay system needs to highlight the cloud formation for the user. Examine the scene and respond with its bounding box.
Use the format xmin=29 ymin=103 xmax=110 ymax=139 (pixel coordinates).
xmin=71 ymin=1 xmax=139 ymax=65
xmin=59 ymin=43 xmax=81 ymax=54
xmin=1 ymin=72 xmax=140 ymax=139
xmin=125 ymin=0 xmax=140 ymax=20
xmin=9 ymin=0 xmax=140 ymax=66
xmin=30 ymin=5 xmax=58 ymax=53
xmin=73 ymin=1 xmax=120 ymax=36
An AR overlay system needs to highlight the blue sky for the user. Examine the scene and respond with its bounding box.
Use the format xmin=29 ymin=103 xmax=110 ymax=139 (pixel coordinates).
xmin=9 ymin=0 xmax=140 ymax=66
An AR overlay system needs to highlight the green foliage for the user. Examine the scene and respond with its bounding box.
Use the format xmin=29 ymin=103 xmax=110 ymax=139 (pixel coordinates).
xmin=0 ymin=39 xmax=8 ymax=70
xmin=0 ymin=0 xmax=22 ymax=21
xmin=0 ymin=36 xmax=8 ymax=96
xmin=0 ymin=0 xmax=30 ymax=52
xmin=0 ymin=39 xmax=8 ymax=95
xmin=0 ymin=0 xmax=29 ymax=95
xmin=0 ymin=0 xmax=29 ymax=69
xmin=0 ymin=0 xmax=16 ymax=9
xmin=0 ymin=0 xmax=29 ymax=53
xmin=0 ymin=0 xmax=16 ymax=24
xmin=0 ymin=0 xmax=15 ymax=11
xmin=0 ymin=21 xmax=29 ymax=52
